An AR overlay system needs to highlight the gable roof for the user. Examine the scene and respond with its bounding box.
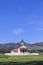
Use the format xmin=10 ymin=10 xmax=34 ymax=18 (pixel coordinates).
xmin=19 ymin=45 xmax=27 ymax=49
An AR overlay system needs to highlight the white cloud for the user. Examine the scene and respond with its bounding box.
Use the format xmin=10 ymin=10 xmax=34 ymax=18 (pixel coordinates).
xmin=13 ymin=28 xmax=24 ymax=35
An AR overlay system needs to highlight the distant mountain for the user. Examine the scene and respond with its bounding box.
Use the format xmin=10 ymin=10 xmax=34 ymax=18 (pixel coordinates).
xmin=32 ymin=42 xmax=43 ymax=46
xmin=0 ymin=41 xmax=43 ymax=53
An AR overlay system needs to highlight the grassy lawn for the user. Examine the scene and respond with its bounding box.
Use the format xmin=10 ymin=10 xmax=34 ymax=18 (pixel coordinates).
xmin=0 ymin=53 xmax=43 ymax=65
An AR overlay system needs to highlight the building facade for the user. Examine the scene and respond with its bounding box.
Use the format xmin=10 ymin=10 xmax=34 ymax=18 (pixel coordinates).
xmin=5 ymin=40 xmax=39 ymax=56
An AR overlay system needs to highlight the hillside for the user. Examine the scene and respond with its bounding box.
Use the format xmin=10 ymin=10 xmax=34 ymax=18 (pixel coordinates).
xmin=0 ymin=41 xmax=43 ymax=53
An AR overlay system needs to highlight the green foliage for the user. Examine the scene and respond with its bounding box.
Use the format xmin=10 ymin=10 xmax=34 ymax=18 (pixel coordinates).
xmin=0 ymin=54 xmax=43 ymax=62
xmin=0 ymin=54 xmax=43 ymax=65
xmin=0 ymin=61 xmax=43 ymax=65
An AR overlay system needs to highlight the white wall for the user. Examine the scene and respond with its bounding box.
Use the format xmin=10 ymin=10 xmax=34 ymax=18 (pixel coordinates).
xmin=5 ymin=52 xmax=39 ymax=56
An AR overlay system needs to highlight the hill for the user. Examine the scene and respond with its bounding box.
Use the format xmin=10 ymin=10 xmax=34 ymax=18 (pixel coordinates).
xmin=0 ymin=41 xmax=43 ymax=53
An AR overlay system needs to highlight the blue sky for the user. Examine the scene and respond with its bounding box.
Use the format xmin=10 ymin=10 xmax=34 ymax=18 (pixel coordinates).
xmin=0 ymin=0 xmax=43 ymax=43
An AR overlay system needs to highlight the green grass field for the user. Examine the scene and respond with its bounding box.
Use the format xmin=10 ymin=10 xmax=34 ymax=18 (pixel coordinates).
xmin=0 ymin=53 xmax=43 ymax=65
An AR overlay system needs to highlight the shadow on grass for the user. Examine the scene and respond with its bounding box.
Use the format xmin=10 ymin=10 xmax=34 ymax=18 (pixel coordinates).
xmin=0 ymin=61 xmax=43 ymax=65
